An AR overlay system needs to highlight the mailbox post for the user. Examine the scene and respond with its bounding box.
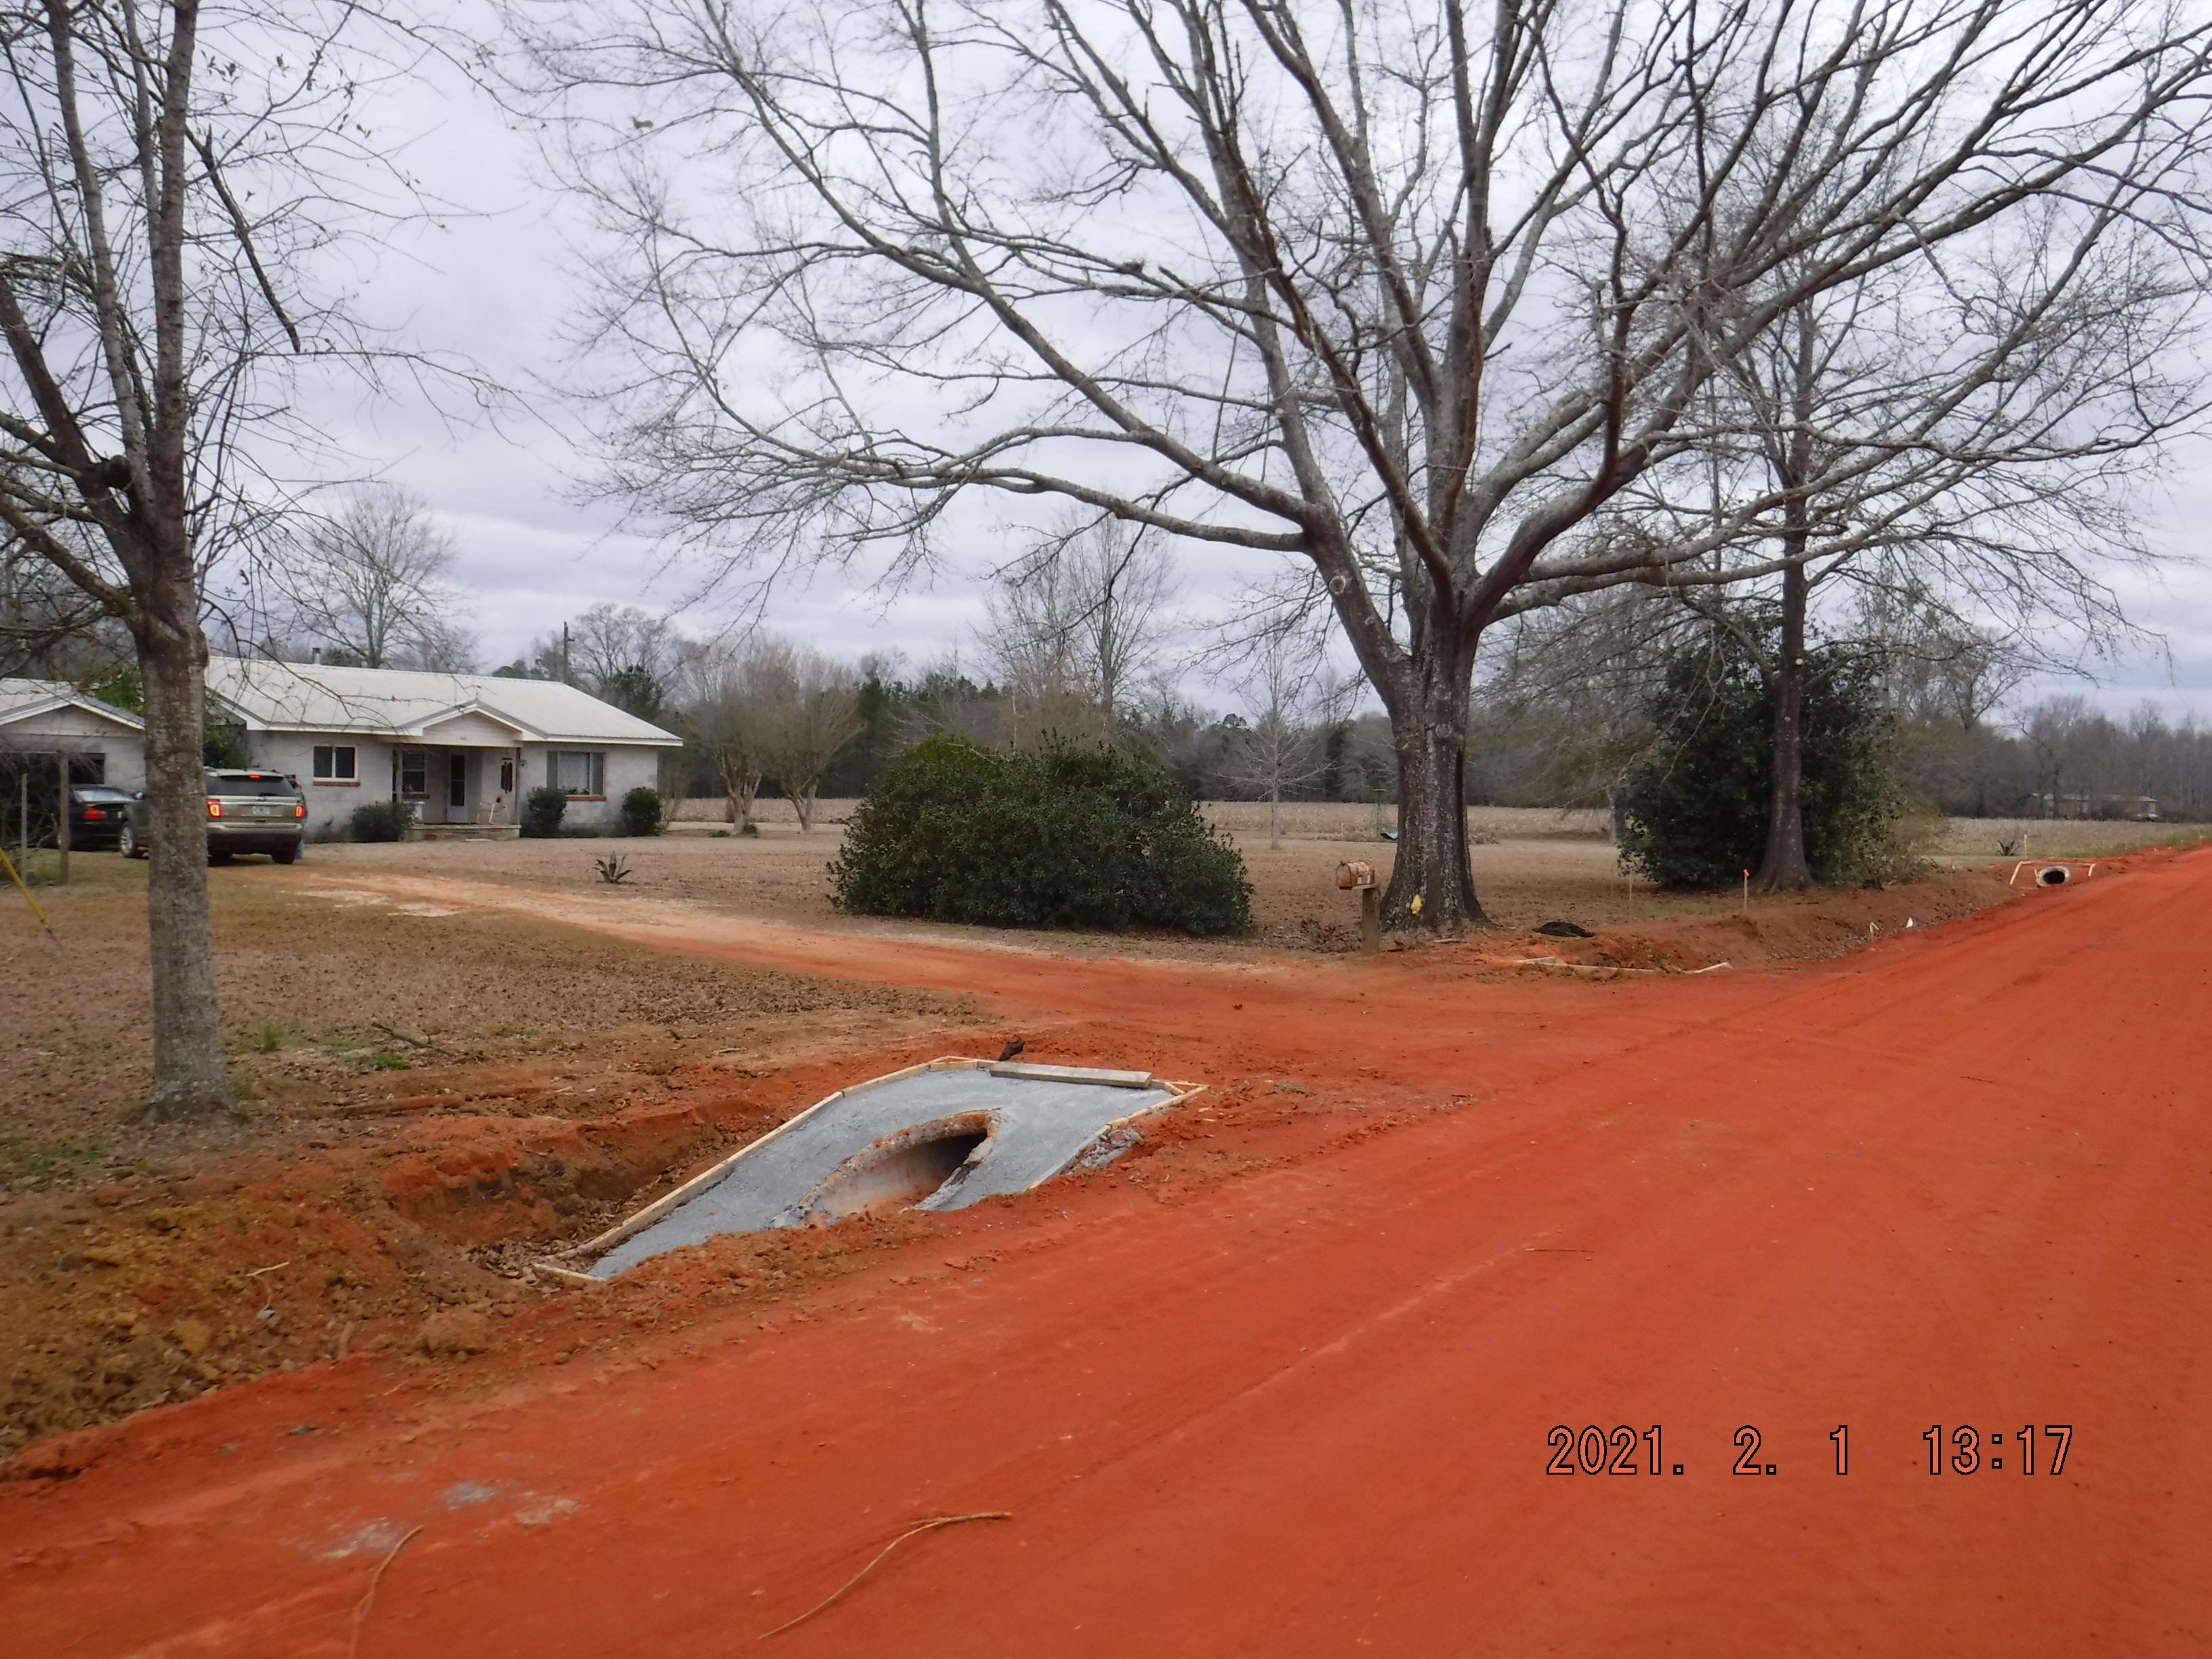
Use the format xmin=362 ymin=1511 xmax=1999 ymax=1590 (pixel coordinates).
xmin=1337 ymin=860 xmax=1379 ymax=954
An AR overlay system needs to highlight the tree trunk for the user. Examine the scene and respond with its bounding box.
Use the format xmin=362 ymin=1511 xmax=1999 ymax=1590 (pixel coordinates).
xmin=138 ymin=629 xmax=232 ymax=1120
xmin=1268 ymin=783 xmax=1281 ymax=850
xmin=1380 ymin=660 xmax=1483 ymax=933
xmin=718 ymin=752 xmax=760 ymax=831
xmin=1755 ymin=557 xmax=1813 ymax=893
xmin=792 ymin=779 xmax=818 ymax=832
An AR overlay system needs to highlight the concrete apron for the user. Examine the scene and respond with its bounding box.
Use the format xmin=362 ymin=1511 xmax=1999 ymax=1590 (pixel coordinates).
xmin=540 ymin=1060 xmax=1195 ymax=1283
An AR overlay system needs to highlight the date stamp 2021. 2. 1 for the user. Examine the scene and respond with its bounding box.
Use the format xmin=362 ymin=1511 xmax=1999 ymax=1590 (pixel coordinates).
xmin=1544 ymin=1423 xmax=2074 ymax=1477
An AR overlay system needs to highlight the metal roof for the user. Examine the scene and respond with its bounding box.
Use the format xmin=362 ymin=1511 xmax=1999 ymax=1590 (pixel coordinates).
xmin=0 ymin=677 xmax=146 ymax=733
xmin=205 ymin=657 xmax=683 ymax=746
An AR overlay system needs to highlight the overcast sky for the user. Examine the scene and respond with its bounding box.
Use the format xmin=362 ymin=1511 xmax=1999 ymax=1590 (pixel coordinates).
xmin=302 ymin=24 xmax=2212 ymax=725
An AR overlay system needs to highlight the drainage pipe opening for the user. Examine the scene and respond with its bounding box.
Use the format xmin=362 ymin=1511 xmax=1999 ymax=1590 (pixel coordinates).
xmin=792 ymin=1113 xmax=996 ymax=1225
xmin=2036 ymin=865 xmax=2072 ymax=886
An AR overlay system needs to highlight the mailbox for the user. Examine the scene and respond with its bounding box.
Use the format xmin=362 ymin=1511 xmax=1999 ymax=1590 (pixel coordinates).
xmin=1336 ymin=859 xmax=1376 ymax=890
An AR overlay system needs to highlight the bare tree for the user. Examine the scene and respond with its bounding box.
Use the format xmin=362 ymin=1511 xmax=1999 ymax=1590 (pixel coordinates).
xmin=1225 ymin=623 xmax=1351 ymax=848
xmin=537 ymin=600 xmax=679 ymax=697
xmin=1640 ymin=233 xmax=2204 ymax=890
xmin=278 ymin=485 xmax=476 ymax=670
xmin=981 ymin=562 xmax=1090 ymax=747
xmin=1858 ymin=588 xmax=2030 ymax=738
xmin=1473 ymin=588 xmax=1698 ymax=828
xmin=675 ymin=636 xmax=774 ymax=829
xmin=985 ymin=515 xmax=1176 ymax=744
xmin=518 ymin=0 xmax=2212 ymax=933
xmin=1 ymin=531 xmax=113 ymax=676
xmin=0 ymin=1 xmax=448 ymax=1115
xmin=757 ymin=642 xmax=862 ymax=829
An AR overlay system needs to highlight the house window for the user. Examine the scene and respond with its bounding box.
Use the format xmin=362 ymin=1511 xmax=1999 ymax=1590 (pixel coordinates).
xmin=498 ymin=755 xmax=514 ymax=794
xmin=312 ymin=744 xmax=358 ymax=783
xmin=549 ymin=750 xmax=605 ymax=796
xmin=398 ymin=749 xmax=428 ymax=798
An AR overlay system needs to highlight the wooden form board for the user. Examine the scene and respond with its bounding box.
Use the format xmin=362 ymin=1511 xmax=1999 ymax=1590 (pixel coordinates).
xmin=533 ymin=1057 xmax=1202 ymax=1288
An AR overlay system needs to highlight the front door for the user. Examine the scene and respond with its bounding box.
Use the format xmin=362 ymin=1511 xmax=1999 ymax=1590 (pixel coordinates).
xmin=447 ymin=752 xmax=468 ymax=814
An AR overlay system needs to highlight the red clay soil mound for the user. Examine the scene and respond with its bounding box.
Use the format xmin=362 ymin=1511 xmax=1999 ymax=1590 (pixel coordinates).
xmin=1449 ymin=862 xmax=2025 ymax=975
xmin=0 ymin=1038 xmax=977 ymax=1463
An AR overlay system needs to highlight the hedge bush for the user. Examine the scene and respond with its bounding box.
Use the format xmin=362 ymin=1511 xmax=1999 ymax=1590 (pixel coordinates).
xmin=1617 ymin=638 xmax=1904 ymax=890
xmin=621 ymin=785 xmax=665 ymax=837
xmin=522 ymin=785 xmax=569 ymax=839
xmin=348 ymin=799 xmax=415 ymax=843
xmin=830 ymin=733 xmax=1250 ymax=935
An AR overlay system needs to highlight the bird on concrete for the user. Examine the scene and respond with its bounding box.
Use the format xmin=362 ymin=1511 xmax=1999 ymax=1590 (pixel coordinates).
xmin=998 ymin=1038 xmax=1025 ymax=1062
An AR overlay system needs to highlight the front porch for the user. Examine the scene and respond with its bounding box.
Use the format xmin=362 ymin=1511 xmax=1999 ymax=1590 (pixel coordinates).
xmin=396 ymin=742 xmax=523 ymax=830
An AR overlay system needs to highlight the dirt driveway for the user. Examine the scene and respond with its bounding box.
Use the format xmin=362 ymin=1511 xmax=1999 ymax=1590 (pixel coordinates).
xmin=5 ymin=841 xmax=2207 ymax=1655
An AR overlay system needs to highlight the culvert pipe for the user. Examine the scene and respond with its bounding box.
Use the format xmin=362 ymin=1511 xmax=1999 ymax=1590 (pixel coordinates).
xmin=2037 ymin=865 xmax=2072 ymax=886
xmin=548 ymin=1059 xmax=1200 ymax=1281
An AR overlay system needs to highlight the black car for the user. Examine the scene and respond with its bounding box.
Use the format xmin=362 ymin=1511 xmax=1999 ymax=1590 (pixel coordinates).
xmin=64 ymin=785 xmax=138 ymax=851
xmin=121 ymin=770 xmax=307 ymax=864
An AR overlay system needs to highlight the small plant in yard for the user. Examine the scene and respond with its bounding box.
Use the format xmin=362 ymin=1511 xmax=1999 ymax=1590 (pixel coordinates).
xmin=594 ymin=852 xmax=634 ymax=884
xmin=253 ymin=1021 xmax=287 ymax=1053
xmin=372 ymin=1051 xmax=410 ymax=1071
xmin=621 ymin=785 xmax=665 ymax=836
xmin=523 ymin=785 xmax=569 ymax=838
xmin=348 ymin=799 xmax=415 ymax=843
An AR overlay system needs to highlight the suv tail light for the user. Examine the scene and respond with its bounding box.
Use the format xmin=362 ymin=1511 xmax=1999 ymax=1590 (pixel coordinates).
xmin=207 ymin=800 xmax=222 ymax=819
xmin=294 ymin=801 xmax=306 ymax=819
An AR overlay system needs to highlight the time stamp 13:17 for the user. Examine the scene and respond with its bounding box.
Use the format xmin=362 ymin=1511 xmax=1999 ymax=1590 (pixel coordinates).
xmin=1547 ymin=1424 xmax=2076 ymax=1477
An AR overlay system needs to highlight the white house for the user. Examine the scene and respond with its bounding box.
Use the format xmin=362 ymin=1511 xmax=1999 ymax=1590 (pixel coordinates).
xmin=205 ymin=658 xmax=684 ymax=836
xmin=0 ymin=678 xmax=148 ymax=791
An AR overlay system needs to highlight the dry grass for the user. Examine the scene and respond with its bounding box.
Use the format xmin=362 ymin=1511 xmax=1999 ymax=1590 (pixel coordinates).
xmin=0 ymin=855 xmax=972 ymax=1187
xmin=1924 ymin=816 xmax=2211 ymax=863
xmin=663 ymin=796 xmax=1611 ymax=841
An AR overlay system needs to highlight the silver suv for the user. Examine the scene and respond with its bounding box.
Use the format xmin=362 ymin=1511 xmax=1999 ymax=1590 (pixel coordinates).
xmin=121 ymin=770 xmax=306 ymax=865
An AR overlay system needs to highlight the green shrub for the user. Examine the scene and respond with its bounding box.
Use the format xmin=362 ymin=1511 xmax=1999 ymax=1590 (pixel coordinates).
xmin=348 ymin=799 xmax=415 ymax=843
xmin=522 ymin=785 xmax=569 ymax=838
xmin=1618 ymin=637 xmax=1904 ymax=890
xmin=830 ymin=733 xmax=1251 ymax=935
xmin=621 ymin=785 xmax=665 ymax=836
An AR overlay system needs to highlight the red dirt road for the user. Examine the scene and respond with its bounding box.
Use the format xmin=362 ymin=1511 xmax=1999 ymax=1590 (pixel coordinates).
xmin=7 ymin=853 xmax=2212 ymax=1656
